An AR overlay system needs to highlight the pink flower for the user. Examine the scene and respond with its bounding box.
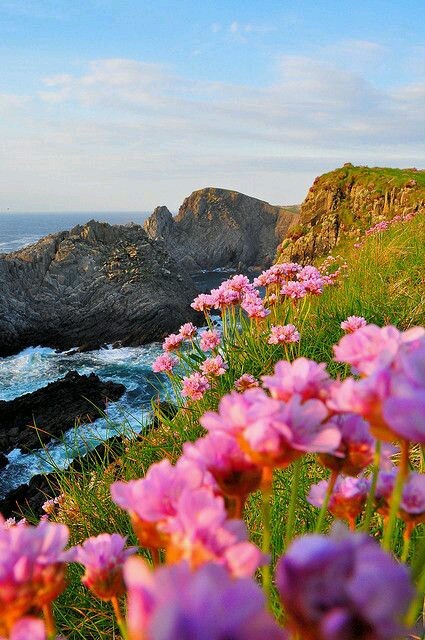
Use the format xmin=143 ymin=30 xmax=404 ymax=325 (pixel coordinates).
xmin=200 ymin=389 xmax=271 ymax=437
xmin=340 ymin=316 xmax=367 ymax=333
xmin=268 ymin=324 xmax=300 ymax=345
xmin=152 ymin=353 xmax=178 ymax=373
xmin=162 ymin=333 xmax=184 ymax=352
xmin=0 ymin=520 xmax=69 ymax=629
xmin=111 ymin=458 xmax=210 ymax=549
xmin=262 ymin=358 xmax=331 ymax=402
xmin=280 ymin=281 xmax=307 ymax=300
xmin=200 ymin=355 xmax=228 ymax=377
xmin=199 ymin=329 xmax=221 ymax=352
xmin=0 ymin=618 xmax=46 ymax=640
xmin=190 ymin=293 xmax=215 ymax=312
xmin=124 ymin=560 xmax=285 ymax=640
xmin=234 ymin=374 xmax=259 ymax=392
xmin=308 ymin=477 xmax=370 ymax=528
xmin=69 ymin=533 xmax=137 ymax=600
xmin=241 ymin=291 xmax=270 ymax=319
xmin=319 ymin=414 xmax=374 ymax=476
xmin=178 ymin=322 xmax=197 ymax=339
xmin=181 ymin=373 xmax=210 ymax=401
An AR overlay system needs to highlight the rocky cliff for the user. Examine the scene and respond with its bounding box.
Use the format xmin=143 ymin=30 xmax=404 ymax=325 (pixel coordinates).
xmin=0 ymin=220 xmax=199 ymax=356
xmin=144 ymin=188 xmax=297 ymax=271
xmin=279 ymin=164 xmax=425 ymax=262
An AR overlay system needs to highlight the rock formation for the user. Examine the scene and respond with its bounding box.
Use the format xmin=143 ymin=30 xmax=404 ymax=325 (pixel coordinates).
xmin=279 ymin=164 xmax=425 ymax=263
xmin=144 ymin=188 xmax=297 ymax=271
xmin=0 ymin=371 xmax=125 ymax=454
xmin=0 ymin=220 xmax=199 ymax=356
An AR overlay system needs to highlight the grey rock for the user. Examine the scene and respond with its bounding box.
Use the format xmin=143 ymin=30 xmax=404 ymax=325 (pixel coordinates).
xmin=0 ymin=220 xmax=199 ymax=356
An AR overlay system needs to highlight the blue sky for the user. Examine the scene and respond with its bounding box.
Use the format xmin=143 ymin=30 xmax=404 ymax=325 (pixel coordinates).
xmin=1 ymin=0 xmax=425 ymax=211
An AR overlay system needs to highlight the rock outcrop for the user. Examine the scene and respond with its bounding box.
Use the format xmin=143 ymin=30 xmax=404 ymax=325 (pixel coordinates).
xmin=144 ymin=188 xmax=297 ymax=271
xmin=279 ymin=165 xmax=425 ymax=263
xmin=0 ymin=220 xmax=199 ymax=356
xmin=0 ymin=371 xmax=125 ymax=454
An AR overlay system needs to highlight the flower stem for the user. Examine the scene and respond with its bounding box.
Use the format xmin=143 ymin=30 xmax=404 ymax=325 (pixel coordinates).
xmin=361 ymin=440 xmax=382 ymax=532
xmin=111 ymin=596 xmax=129 ymax=640
xmin=151 ymin=547 xmax=161 ymax=567
xmin=401 ymin=523 xmax=414 ymax=563
xmin=314 ymin=469 xmax=338 ymax=533
xmin=383 ymin=440 xmax=409 ymax=552
xmin=42 ymin=604 xmax=56 ymax=640
xmin=261 ymin=466 xmax=273 ymax=602
xmin=285 ymin=458 xmax=302 ymax=547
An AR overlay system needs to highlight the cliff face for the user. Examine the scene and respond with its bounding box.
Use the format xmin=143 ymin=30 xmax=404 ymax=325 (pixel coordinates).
xmin=0 ymin=220 xmax=198 ymax=356
xmin=144 ymin=188 xmax=297 ymax=271
xmin=279 ymin=165 xmax=425 ymax=262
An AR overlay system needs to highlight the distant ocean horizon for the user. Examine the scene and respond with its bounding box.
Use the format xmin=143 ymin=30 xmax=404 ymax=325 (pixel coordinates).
xmin=0 ymin=211 xmax=151 ymax=255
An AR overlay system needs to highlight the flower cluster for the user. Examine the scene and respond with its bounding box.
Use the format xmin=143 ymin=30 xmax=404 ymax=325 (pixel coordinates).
xmin=354 ymin=209 xmax=423 ymax=248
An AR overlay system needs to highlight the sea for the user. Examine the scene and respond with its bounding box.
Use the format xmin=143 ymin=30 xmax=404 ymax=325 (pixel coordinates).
xmin=0 ymin=212 xmax=228 ymax=497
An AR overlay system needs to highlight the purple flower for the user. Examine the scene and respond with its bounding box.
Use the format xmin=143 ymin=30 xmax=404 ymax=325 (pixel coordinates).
xmin=307 ymin=476 xmax=370 ymax=528
xmin=276 ymin=528 xmax=414 ymax=640
xmin=125 ymin=559 xmax=286 ymax=640
xmin=319 ymin=414 xmax=374 ymax=476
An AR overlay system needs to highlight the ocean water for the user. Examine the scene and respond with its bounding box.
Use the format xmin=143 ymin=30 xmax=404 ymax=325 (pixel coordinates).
xmin=0 ymin=213 xmax=226 ymax=497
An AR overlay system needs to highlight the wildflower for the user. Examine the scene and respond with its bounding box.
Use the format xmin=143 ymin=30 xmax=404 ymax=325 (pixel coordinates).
xmin=340 ymin=316 xmax=367 ymax=333
xmin=276 ymin=527 xmax=414 ymax=640
xmin=262 ymin=357 xmax=331 ymax=402
xmin=152 ymin=352 xmax=178 ymax=373
xmin=234 ymin=373 xmax=259 ymax=392
xmin=280 ymin=281 xmax=307 ymax=300
xmin=376 ymin=468 xmax=425 ymax=526
xmin=307 ymin=476 xmax=370 ymax=528
xmin=178 ymin=322 xmax=197 ymax=339
xmin=1 ymin=518 xmax=26 ymax=529
xmin=124 ymin=560 xmax=285 ymax=640
xmin=181 ymin=372 xmax=210 ymax=401
xmin=190 ymin=293 xmax=215 ymax=312
xmin=268 ymin=324 xmax=300 ymax=345
xmin=199 ymin=329 xmax=221 ymax=351
xmin=241 ymin=291 xmax=270 ymax=319
xmin=0 ymin=617 xmax=46 ymax=640
xmin=318 ymin=414 xmax=374 ymax=476
xmin=162 ymin=333 xmax=184 ymax=352
xmin=42 ymin=495 xmax=64 ymax=515
xmin=200 ymin=355 xmax=228 ymax=377
xmin=69 ymin=533 xmax=136 ymax=600
xmin=0 ymin=519 xmax=69 ymax=631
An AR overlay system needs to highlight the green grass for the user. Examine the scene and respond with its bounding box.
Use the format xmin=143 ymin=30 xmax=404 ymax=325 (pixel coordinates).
xmin=49 ymin=212 xmax=425 ymax=638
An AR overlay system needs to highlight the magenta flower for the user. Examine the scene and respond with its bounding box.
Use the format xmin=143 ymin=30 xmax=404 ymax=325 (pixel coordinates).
xmin=199 ymin=329 xmax=221 ymax=352
xmin=0 ymin=520 xmax=69 ymax=629
xmin=234 ymin=373 xmax=259 ymax=392
xmin=200 ymin=355 xmax=228 ymax=377
xmin=376 ymin=468 xmax=425 ymax=528
xmin=111 ymin=458 xmax=209 ymax=549
xmin=276 ymin=528 xmax=414 ymax=640
xmin=178 ymin=322 xmax=197 ymax=339
xmin=262 ymin=357 xmax=331 ymax=402
xmin=152 ymin=352 xmax=178 ymax=373
xmin=69 ymin=533 xmax=137 ymax=600
xmin=191 ymin=293 xmax=215 ymax=312
xmin=319 ymin=414 xmax=374 ymax=476
xmin=340 ymin=316 xmax=367 ymax=333
xmin=181 ymin=372 xmax=210 ymax=401
xmin=268 ymin=324 xmax=300 ymax=345
xmin=241 ymin=291 xmax=270 ymax=319
xmin=280 ymin=281 xmax=307 ymax=300
xmin=162 ymin=332 xmax=184 ymax=352
xmin=307 ymin=476 xmax=370 ymax=529
xmin=0 ymin=618 xmax=46 ymax=640
xmin=124 ymin=559 xmax=286 ymax=640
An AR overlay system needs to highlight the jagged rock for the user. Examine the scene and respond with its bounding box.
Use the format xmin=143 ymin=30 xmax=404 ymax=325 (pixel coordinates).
xmin=0 ymin=220 xmax=199 ymax=356
xmin=144 ymin=188 xmax=297 ymax=271
xmin=0 ymin=370 xmax=125 ymax=454
xmin=279 ymin=165 xmax=425 ymax=262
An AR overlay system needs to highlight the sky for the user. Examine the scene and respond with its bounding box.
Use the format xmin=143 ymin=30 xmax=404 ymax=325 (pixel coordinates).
xmin=1 ymin=0 xmax=425 ymax=212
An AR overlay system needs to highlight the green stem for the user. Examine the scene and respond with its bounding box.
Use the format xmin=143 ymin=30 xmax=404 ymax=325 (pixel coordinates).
xmin=285 ymin=458 xmax=302 ymax=547
xmin=261 ymin=467 xmax=273 ymax=603
xmin=383 ymin=440 xmax=409 ymax=552
xmin=42 ymin=604 xmax=56 ymax=640
xmin=314 ymin=469 xmax=339 ymax=533
xmin=361 ymin=440 xmax=382 ymax=532
xmin=111 ymin=596 xmax=129 ymax=640
xmin=401 ymin=528 xmax=412 ymax=563
xmin=407 ymin=566 xmax=425 ymax=627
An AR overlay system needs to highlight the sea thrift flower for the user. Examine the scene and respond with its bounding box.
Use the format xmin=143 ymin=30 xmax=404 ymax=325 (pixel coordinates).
xmin=0 ymin=519 xmax=69 ymax=631
xmin=199 ymin=329 xmax=221 ymax=351
xmin=1 ymin=518 xmax=27 ymax=529
xmin=181 ymin=372 xmax=210 ymax=401
xmin=162 ymin=333 xmax=184 ymax=352
xmin=70 ymin=533 xmax=136 ymax=600
xmin=0 ymin=618 xmax=47 ymax=640
xmin=42 ymin=495 xmax=64 ymax=515
xmin=340 ymin=315 xmax=367 ymax=333
xmin=319 ymin=414 xmax=374 ymax=476
xmin=111 ymin=458 xmax=209 ymax=549
xmin=307 ymin=476 xmax=370 ymax=528
xmin=268 ymin=324 xmax=300 ymax=345
xmin=125 ymin=560 xmax=285 ymax=640
xmin=190 ymin=293 xmax=215 ymax=312
xmin=280 ymin=281 xmax=307 ymax=300
xmin=200 ymin=355 xmax=228 ymax=377
xmin=262 ymin=357 xmax=331 ymax=402
xmin=276 ymin=528 xmax=414 ymax=640
xmin=178 ymin=322 xmax=197 ymax=339
xmin=241 ymin=291 xmax=270 ymax=319
xmin=152 ymin=352 xmax=178 ymax=373
xmin=376 ymin=468 xmax=425 ymax=527
xmin=234 ymin=373 xmax=259 ymax=391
